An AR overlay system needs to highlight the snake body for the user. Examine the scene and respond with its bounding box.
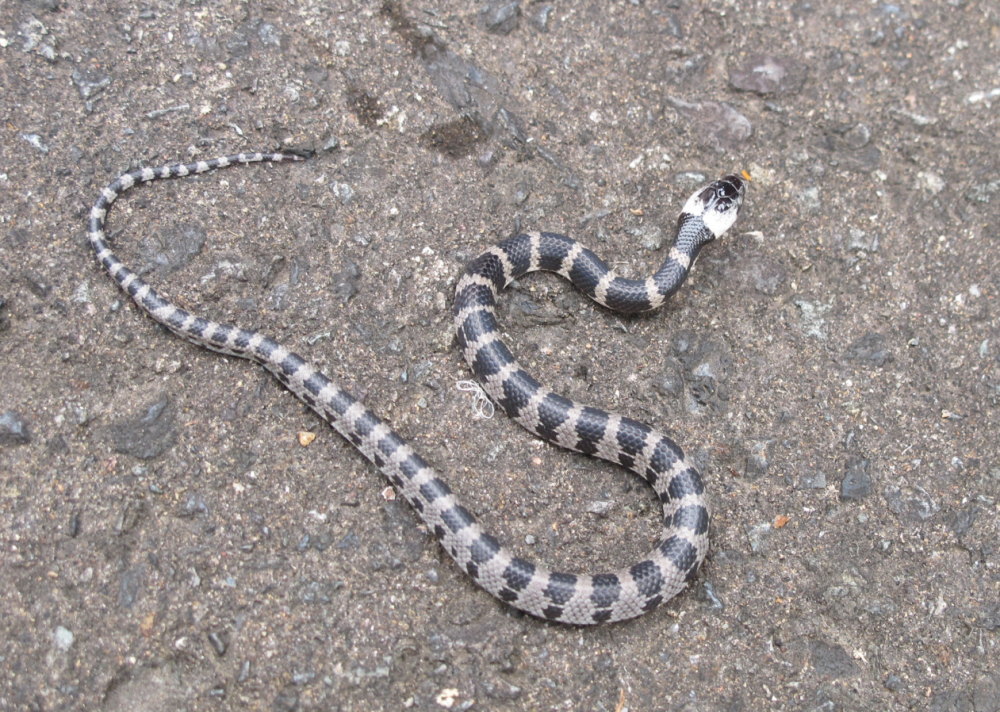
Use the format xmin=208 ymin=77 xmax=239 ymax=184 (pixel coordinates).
xmin=87 ymin=151 xmax=747 ymax=624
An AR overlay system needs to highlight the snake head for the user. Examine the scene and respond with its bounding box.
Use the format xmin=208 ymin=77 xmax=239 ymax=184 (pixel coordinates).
xmin=681 ymin=172 xmax=749 ymax=239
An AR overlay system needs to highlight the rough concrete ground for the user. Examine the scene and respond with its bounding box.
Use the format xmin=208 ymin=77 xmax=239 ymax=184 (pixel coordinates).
xmin=1 ymin=1 xmax=997 ymax=710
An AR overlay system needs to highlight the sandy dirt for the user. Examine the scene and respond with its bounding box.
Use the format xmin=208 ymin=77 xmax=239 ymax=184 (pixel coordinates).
xmin=1 ymin=1 xmax=997 ymax=710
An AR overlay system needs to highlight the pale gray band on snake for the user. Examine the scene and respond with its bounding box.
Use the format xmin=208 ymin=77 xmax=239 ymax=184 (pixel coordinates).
xmin=86 ymin=151 xmax=748 ymax=624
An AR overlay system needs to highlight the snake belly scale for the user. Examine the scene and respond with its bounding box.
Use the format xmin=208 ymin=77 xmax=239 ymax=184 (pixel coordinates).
xmin=86 ymin=151 xmax=748 ymax=625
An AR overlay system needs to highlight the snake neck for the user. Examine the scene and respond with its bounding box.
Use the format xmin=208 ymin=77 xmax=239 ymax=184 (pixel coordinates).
xmin=649 ymin=214 xmax=715 ymax=304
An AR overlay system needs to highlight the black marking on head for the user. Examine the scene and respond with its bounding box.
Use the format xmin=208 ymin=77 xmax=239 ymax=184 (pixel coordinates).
xmin=502 ymin=557 xmax=536 ymax=592
xmin=658 ymin=535 xmax=699 ymax=574
xmin=590 ymin=573 xmax=622 ymax=608
xmin=630 ymin=560 xmax=665 ymax=598
xmin=469 ymin=532 xmax=501 ymax=564
xmin=440 ymin=504 xmax=475 ymax=533
xmin=543 ymin=572 xmax=578 ymax=605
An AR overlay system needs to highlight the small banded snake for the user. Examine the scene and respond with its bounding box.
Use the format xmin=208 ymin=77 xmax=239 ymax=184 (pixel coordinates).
xmin=87 ymin=151 xmax=748 ymax=624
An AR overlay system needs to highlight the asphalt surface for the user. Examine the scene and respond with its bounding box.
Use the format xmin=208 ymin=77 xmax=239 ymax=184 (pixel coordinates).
xmin=1 ymin=1 xmax=997 ymax=710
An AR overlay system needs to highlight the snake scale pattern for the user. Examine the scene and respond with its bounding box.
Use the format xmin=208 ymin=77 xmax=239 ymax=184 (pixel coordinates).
xmin=87 ymin=151 xmax=748 ymax=624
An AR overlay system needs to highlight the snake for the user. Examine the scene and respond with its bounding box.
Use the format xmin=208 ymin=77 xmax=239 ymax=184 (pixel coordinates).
xmin=86 ymin=151 xmax=748 ymax=625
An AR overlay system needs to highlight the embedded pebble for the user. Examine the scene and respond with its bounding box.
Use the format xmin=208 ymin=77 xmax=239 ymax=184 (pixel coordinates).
xmin=840 ymin=456 xmax=872 ymax=500
xmin=478 ymin=1 xmax=520 ymax=35
xmin=207 ymin=631 xmax=228 ymax=656
xmin=809 ymin=640 xmax=859 ymax=678
xmin=917 ymin=170 xmax=945 ymax=194
xmin=0 ymin=410 xmax=32 ymax=446
xmin=746 ymin=522 xmax=774 ymax=554
xmin=179 ymin=492 xmax=209 ymax=518
xmin=883 ymin=484 xmax=939 ymax=521
xmin=847 ymin=332 xmax=893 ymax=367
xmin=119 ymin=565 xmax=145 ymax=608
xmin=794 ymin=300 xmax=831 ymax=339
xmin=627 ymin=224 xmax=665 ymax=251
xmin=257 ymin=22 xmax=281 ymax=46
xmin=295 ymin=579 xmax=345 ymax=604
xmin=798 ymin=470 xmax=827 ymax=489
xmin=744 ymin=441 xmax=771 ymax=479
xmin=965 ymin=178 xmax=1000 ymax=204
xmin=138 ymin=223 xmax=206 ymax=275
xmin=746 ymin=258 xmax=786 ymax=295
xmin=668 ymin=97 xmax=753 ymax=150
xmin=19 ymin=17 xmax=58 ymax=62
xmin=797 ymin=186 xmax=821 ymax=212
xmin=21 ymin=133 xmax=49 ymax=153
xmin=331 ymin=260 xmax=361 ymax=303
xmin=529 ymin=4 xmax=553 ymax=32
xmin=53 ymin=626 xmax=74 ymax=652
xmin=70 ymin=68 xmax=111 ymax=100
xmin=107 ymin=396 xmax=177 ymax=460
xmin=728 ymin=55 xmax=807 ymax=95
xmin=846 ymin=228 xmax=880 ymax=252
xmin=948 ymin=505 xmax=978 ymax=537
xmin=586 ymin=500 xmax=614 ymax=517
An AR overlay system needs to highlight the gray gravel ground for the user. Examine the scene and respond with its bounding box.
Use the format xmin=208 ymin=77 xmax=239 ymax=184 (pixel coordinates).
xmin=1 ymin=1 xmax=998 ymax=710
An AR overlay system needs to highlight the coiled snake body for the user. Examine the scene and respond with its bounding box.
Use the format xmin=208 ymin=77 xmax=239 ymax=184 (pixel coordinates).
xmin=87 ymin=152 xmax=747 ymax=624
